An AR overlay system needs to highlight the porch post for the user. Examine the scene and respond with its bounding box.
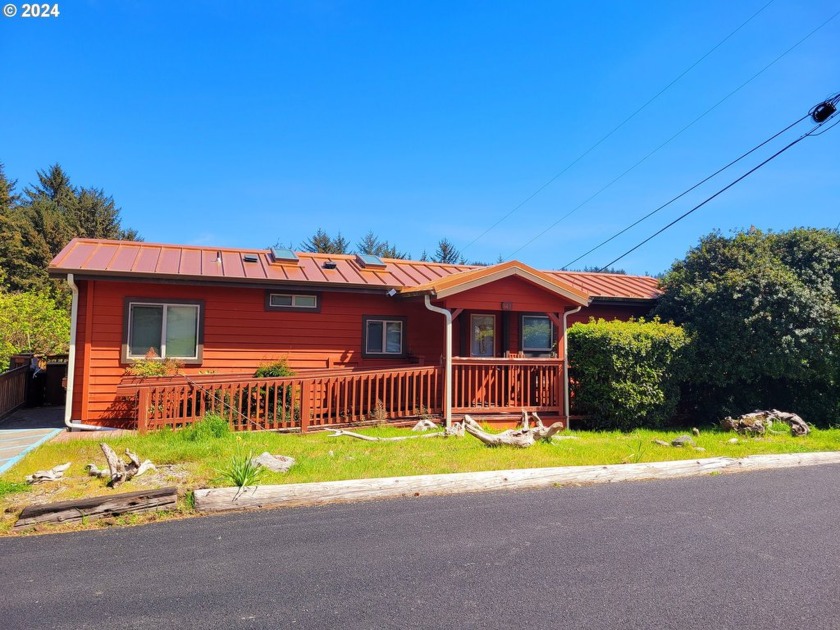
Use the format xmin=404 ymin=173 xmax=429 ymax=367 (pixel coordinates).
xmin=424 ymin=295 xmax=452 ymax=429
xmin=562 ymin=306 xmax=583 ymax=422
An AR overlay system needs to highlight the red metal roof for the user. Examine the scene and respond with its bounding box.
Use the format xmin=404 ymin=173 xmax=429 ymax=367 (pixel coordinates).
xmin=49 ymin=238 xmax=661 ymax=301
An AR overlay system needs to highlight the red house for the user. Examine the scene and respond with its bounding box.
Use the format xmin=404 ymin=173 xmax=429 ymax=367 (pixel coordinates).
xmin=48 ymin=238 xmax=660 ymax=432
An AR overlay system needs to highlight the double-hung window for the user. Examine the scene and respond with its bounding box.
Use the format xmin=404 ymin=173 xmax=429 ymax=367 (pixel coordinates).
xmin=521 ymin=315 xmax=554 ymax=354
xmin=363 ymin=316 xmax=405 ymax=357
xmin=125 ymin=300 xmax=203 ymax=362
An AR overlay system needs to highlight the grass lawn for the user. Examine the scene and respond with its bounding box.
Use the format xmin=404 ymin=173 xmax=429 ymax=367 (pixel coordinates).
xmin=2 ymin=420 xmax=839 ymax=535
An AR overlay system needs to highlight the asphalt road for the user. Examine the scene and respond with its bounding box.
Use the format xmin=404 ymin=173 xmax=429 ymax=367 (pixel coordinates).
xmin=2 ymin=466 xmax=839 ymax=630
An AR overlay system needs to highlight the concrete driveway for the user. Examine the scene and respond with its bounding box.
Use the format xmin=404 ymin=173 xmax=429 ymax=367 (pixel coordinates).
xmin=0 ymin=407 xmax=64 ymax=474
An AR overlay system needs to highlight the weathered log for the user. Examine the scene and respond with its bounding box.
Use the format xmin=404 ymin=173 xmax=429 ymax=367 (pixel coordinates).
xmin=193 ymin=452 xmax=840 ymax=513
xmin=721 ymin=410 xmax=810 ymax=437
xmin=769 ymin=410 xmax=810 ymax=436
xmin=14 ymin=487 xmax=178 ymax=529
xmin=101 ymin=443 xmax=127 ymax=484
xmin=462 ymin=413 xmax=564 ymax=448
xmin=99 ymin=443 xmax=156 ymax=487
xmin=411 ymin=419 xmax=439 ymax=431
xmin=25 ymin=463 xmax=71 ymax=484
xmin=85 ymin=463 xmax=110 ymax=479
xmin=327 ymin=428 xmax=445 ymax=442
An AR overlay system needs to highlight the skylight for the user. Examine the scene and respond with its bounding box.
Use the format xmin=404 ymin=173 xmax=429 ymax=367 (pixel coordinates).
xmin=270 ymin=247 xmax=299 ymax=264
xmin=355 ymin=253 xmax=386 ymax=269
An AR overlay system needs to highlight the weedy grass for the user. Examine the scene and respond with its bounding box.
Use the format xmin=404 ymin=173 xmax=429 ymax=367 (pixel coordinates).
xmin=2 ymin=421 xmax=839 ymax=534
xmin=216 ymin=450 xmax=264 ymax=488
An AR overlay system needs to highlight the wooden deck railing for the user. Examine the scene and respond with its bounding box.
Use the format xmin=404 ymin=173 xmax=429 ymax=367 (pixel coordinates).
xmin=117 ymin=358 xmax=564 ymax=432
xmin=118 ymin=365 xmax=443 ymax=433
xmin=0 ymin=366 xmax=28 ymax=419
xmin=451 ymin=357 xmax=564 ymax=414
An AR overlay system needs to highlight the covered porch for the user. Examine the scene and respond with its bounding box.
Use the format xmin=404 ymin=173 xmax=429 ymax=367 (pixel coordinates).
xmin=409 ymin=260 xmax=591 ymax=426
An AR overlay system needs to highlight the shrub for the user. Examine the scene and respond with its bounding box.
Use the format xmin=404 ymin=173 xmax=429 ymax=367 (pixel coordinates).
xmin=124 ymin=350 xmax=183 ymax=377
xmin=568 ymin=318 xmax=691 ymax=431
xmin=254 ymin=359 xmax=295 ymax=379
xmin=654 ymin=228 xmax=840 ymax=425
xmin=252 ymin=359 xmax=297 ymax=421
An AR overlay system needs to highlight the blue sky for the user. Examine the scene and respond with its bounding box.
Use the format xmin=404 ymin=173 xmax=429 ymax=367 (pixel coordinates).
xmin=1 ymin=1 xmax=838 ymax=275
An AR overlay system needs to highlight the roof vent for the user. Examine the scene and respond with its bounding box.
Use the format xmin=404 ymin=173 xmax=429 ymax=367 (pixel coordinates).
xmin=323 ymin=260 xmax=338 ymax=270
xmin=355 ymin=253 xmax=386 ymax=269
xmin=270 ymin=247 xmax=299 ymax=264
xmin=243 ymin=254 xmax=259 ymax=263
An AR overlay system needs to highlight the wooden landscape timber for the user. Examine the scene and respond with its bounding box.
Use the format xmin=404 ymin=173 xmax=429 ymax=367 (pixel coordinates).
xmin=462 ymin=411 xmax=564 ymax=447
xmin=14 ymin=487 xmax=178 ymax=530
xmin=721 ymin=410 xmax=810 ymax=437
xmin=193 ymin=451 xmax=840 ymax=513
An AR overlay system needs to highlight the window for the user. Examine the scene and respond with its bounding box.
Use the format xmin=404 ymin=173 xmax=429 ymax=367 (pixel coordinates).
xmin=521 ymin=315 xmax=554 ymax=353
xmin=363 ymin=316 xmax=405 ymax=357
xmin=265 ymin=291 xmax=320 ymax=311
xmin=470 ymin=314 xmax=495 ymax=357
xmin=124 ymin=300 xmax=203 ymax=363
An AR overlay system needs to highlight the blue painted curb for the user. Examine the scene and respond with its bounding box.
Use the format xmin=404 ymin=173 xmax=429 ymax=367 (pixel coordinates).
xmin=0 ymin=429 xmax=62 ymax=475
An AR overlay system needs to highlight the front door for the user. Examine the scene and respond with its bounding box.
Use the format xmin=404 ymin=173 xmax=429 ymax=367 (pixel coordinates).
xmin=470 ymin=314 xmax=495 ymax=357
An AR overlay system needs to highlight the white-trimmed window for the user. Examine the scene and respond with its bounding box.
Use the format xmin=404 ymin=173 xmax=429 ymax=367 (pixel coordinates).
xmin=521 ymin=315 xmax=554 ymax=353
xmin=268 ymin=293 xmax=318 ymax=310
xmin=125 ymin=301 xmax=202 ymax=361
xmin=363 ymin=316 xmax=405 ymax=357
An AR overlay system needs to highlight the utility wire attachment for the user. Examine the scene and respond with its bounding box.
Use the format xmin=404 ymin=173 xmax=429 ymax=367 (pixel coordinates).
xmin=810 ymin=91 xmax=839 ymax=123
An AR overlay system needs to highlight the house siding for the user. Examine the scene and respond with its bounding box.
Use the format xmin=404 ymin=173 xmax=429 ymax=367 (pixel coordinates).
xmin=74 ymin=279 xmax=446 ymax=424
xmin=69 ymin=277 xmax=655 ymax=426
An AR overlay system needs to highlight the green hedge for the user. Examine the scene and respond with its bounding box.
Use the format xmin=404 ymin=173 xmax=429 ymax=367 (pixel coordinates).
xmin=568 ymin=318 xmax=691 ymax=430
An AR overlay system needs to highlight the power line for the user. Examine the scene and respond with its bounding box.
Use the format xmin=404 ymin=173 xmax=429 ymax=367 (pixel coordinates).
xmin=459 ymin=0 xmax=777 ymax=255
xmin=504 ymin=7 xmax=840 ymax=261
xmin=597 ymin=116 xmax=837 ymax=271
xmin=561 ymin=114 xmax=808 ymax=269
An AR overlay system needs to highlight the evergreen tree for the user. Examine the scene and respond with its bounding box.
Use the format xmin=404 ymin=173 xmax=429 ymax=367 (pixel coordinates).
xmin=0 ymin=163 xmax=19 ymax=211
xmin=24 ymin=164 xmax=75 ymax=208
xmin=72 ymin=187 xmax=126 ymax=239
xmin=0 ymin=163 xmax=140 ymax=294
xmin=355 ymin=230 xmax=409 ymax=259
xmin=433 ymin=238 xmax=461 ymax=264
xmin=300 ymin=229 xmax=349 ymax=254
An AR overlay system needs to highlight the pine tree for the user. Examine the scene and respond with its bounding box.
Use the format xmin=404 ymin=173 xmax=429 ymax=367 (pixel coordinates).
xmin=433 ymin=238 xmax=461 ymax=264
xmin=0 ymin=164 xmax=140 ymax=294
xmin=355 ymin=230 xmax=409 ymax=259
xmin=300 ymin=229 xmax=350 ymax=254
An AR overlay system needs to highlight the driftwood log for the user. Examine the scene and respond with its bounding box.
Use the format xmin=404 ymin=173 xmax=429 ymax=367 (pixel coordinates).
xmin=194 ymin=452 xmax=840 ymax=513
xmin=327 ymin=428 xmax=446 ymax=442
xmin=411 ymin=419 xmax=438 ymax=431
xmin=463 ymin=411 xmax=564 ymax=448
xmin=14 ymin=487 xmax=178 ymax=530
xmin=96 ymin=443 xmax=156 ymax=487
xmin=721 ymin=410 xmax=810 ymax=437
xmin=25 ymin=463 xmax=71 ymax=484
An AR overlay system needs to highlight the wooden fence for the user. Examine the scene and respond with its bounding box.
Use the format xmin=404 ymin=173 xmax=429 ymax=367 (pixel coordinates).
xmin=118 ymin=365 xmax=443 ymax=433
xmin=0 ymin=366 xmax=28 ymax=419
